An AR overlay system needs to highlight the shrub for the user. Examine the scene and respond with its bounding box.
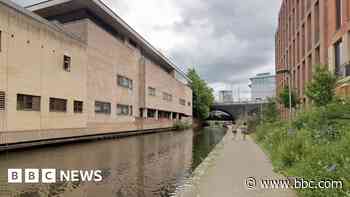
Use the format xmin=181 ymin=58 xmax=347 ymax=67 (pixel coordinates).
xmin=254 ymin=101 xmax=350 ymax=197
xmin=173 ymin=121 xmax=192 ymax=130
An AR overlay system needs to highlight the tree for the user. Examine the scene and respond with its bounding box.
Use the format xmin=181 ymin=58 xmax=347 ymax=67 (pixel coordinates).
xmin=305 ymin=65 xmax=337 ymax=107
xmin=278 ymin=86 xmax=298 ymax=109
xmin=187 ymin=68 xmax=215 ymax=120
xmin=263 ymin=98 xmax=279 ymax=122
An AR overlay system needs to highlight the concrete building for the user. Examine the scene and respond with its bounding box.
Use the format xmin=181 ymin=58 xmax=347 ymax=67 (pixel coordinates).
xmin=0 ymin=0 xmax=192 ymax=145
xmin=218 ymin=90 xmax=233 ymax=103
xmin=249 ymin=73 xmax=276 ymax=100
xmin=275 ymin=0 xmax=350 ymax=117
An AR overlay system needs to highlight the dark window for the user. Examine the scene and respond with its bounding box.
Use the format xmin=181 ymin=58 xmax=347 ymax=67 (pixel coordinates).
xmin=95 ymin=101 xmax=111 ymax=114
xmin=117 ymin=104 xmax=132 ymax=116
xmin=17 ymin=94 xmax=41 ymax=111
xmin=50 ymin=98 xmax=67 ymax=112
xmin=74 ymin=101 xmax=83 ymax=113
xmin=148 ymin=87 xmax=156 ymax=96
xmin=117 ymin=75 xmax=133 ymax=89
xmin=163 ymin=92 xmax=172 ymax=102
xmin=188 ymin=102 xmax=191 ymax=106
xmin=0 ymin=91 xmax=5 ymax=111
xmin=63 ymin=55 xmax=71 ymax=72
xmin=334 ymin=40 xmax=343 ymax=76
xmin=336 ymin=0 xmax=342 ymax=30
xmin=179 ymin=99 xmax=186 ymax=106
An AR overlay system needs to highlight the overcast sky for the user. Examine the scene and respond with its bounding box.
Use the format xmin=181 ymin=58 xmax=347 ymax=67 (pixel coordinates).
xmin=16 ymin=0 xmax=281 ymax=99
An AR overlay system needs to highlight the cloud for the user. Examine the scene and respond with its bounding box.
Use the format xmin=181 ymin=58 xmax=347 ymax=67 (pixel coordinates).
xmin=14 ymin=0 xmax=280 ymax=99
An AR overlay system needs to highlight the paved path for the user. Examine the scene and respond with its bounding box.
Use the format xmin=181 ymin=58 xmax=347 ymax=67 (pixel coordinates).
xmin=177 ymin=125 xmax=297 ymax=197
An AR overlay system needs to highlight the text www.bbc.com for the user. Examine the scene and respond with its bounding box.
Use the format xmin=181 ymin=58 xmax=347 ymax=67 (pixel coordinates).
xmin=245 ymin=177 xmax=343 ymax=190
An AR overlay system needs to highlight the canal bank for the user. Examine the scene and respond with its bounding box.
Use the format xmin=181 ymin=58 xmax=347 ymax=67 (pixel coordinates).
xmin=176 ymin=126 xmax=297 ymax=197
xmin=0 ymin=126 xmax=227 ymax=197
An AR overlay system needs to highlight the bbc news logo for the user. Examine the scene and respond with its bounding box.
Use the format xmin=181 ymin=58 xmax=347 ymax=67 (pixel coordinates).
xmin=8 ymin=169 xmax=103 ymax=184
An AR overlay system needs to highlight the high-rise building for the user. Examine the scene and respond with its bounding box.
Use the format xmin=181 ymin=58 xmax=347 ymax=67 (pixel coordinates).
xmin=249 ymin=73 xmax=276 ymax=100
xmin=275 ymin=0 xmax=350 ymax=117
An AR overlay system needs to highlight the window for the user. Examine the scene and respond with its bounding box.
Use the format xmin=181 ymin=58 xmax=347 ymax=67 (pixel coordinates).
xmin=163 ymin=92 xmax=172 ymax=102
xmin=334 ymin=40 xmax=343 ymax=76
xmin=50 ymin=98 xmax=67 ymax=112
xmin=95 ymin=101 xmax=111 ymax=114
xmin=0 ymin=91 xmax=5 ymax=111
xmin=336 ymin=0 xmax=342 ymax=30
xmin=117 ymin=75 xmax=133 ymax=90
xmin=74 ymin=101 xmax=83 ymax=113
xmin=63 ymin=55 xmax=71 ymax=72
xmin=188 ymin=102 xmax=191 ymax=107
xmin=117 ymin=104 xmax=133 ymax=116
xmin=148 ymin=87 xmax=156 ymax=96
xmin=17 ymin=94 xmax=41 ymax=111
xmin=179 ymin=99 xmax=186 ymax=106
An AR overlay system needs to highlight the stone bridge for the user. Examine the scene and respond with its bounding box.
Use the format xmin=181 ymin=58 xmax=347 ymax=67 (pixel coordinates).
xmin=210 ymin=100 xmax=269 ymax=121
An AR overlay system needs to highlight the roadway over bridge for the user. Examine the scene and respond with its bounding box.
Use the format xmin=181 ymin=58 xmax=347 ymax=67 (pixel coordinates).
xmin=210 ymin=100 xmax=269 ymax=121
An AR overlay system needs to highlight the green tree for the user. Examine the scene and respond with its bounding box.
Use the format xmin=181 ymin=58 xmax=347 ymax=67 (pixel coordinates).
xmin=278 ymin=86 xmax=298 ymax=109
xmin=187 ymin=68 xmax=215 ymax=120
xmin=305 ymin=65 xmax=337 ymax=107
xmin=263 ymin=98 xmax=279 ymax=122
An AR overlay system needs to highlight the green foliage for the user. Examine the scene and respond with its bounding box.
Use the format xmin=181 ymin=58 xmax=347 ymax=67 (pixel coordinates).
xmin=278 ymin=86 xmax=299 ymax=108
xmin=254 ymin=101 xmax=350 ymax=197
xmin=187 ymin=68 xmax=215 ymax=120
xmin=263 ymin=98 xmax=279 ymax=123
xmin=306 ymin=65 xmax=338 ymax=107
xmin=173 ymin=121 xmax=192 ymax=130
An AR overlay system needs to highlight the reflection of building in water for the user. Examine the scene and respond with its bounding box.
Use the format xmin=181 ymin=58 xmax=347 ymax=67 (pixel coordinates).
xmin=0 ymin=130 xmax=193 ymax=197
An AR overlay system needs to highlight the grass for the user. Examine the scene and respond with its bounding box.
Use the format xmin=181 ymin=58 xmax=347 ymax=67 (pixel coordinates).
xmin=253 ymin=100 xmax=350 ymax=197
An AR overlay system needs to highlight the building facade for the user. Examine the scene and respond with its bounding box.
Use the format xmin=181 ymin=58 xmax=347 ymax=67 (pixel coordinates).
xmin=249 ymin=73 xmax=276 ymax=100
xmin=0 ymin=0 xmax=192 ymax=145
xmin=275 ymin=0 xmax=350 ymax=117
xmin=218 ymin=90 xmax=233 ymax=103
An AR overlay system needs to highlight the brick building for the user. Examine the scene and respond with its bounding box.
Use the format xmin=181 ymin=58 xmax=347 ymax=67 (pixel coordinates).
xmin=275 ymin=0 xmax=350 ymax=117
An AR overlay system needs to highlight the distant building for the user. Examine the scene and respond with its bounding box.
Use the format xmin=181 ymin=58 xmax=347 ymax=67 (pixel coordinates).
xmin=249 ymin=73 xmax=276 ymax=100
xmin=219 ymin=90 xmax=233 ymax=102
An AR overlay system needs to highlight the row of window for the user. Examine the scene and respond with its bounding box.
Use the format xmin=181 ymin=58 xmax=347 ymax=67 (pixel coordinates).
xmin=95 ymin=101 xmax=133 ymax=116
xmin=148 ymin=87 xmax=191 ymax=106
xmin=16 ymin=94 xmax=83 ymax=113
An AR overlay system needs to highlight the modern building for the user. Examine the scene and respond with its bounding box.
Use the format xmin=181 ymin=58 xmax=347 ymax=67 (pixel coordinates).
xmin=0 ymin=0 xmax=192 ymax=145
xmin=275 ymin=0 xmax=350 ymax=117
xmin=249 ymin=73 xmax=276 ymax=100
xmin=218 ymin=90 xmax=233 ymax=103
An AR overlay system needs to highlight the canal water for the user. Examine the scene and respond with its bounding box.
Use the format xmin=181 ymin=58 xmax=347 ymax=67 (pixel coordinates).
xmin=0 ymin=127 xmax=227 ymax=197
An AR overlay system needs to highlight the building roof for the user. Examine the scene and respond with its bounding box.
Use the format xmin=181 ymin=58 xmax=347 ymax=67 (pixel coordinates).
xmin=249 ymin=72 xmax=275 ymax=81
xmin=0 ymin=0 xmax=86 ymax=44
xmin=26 ymin=0 xmax=190 ymax=82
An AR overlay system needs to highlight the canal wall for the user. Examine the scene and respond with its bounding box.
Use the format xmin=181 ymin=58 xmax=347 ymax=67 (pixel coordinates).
xmin=0 ymin=119 xmax=192 ymax=151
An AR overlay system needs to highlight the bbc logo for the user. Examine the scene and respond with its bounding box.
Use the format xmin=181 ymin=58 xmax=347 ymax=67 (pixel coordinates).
xmin=8 ymin=169 xmax=56 ymax=183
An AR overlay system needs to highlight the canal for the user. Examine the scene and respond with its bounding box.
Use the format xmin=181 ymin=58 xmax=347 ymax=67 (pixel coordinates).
xmin=0 ymin=127 xmax=227 ymax=197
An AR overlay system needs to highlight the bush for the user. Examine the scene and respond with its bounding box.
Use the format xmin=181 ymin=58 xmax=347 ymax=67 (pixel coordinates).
xmin=254 ymin=101 xmax=350 ymax=197
xmin=173 ymin=121 xmax=192 ymax=130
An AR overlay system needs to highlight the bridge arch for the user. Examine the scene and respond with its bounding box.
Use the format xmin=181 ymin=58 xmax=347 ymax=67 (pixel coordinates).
xmin=207 ymin=110 xmax=235 ymax=121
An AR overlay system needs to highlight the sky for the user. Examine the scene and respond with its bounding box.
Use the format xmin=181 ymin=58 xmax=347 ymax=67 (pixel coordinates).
xmin=15 ymin=0 xmax=281 ymax=100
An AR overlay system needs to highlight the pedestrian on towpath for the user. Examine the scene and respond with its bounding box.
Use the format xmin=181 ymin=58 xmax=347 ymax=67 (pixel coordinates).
xmin=241 ymin=122 xmax=248 ymax=141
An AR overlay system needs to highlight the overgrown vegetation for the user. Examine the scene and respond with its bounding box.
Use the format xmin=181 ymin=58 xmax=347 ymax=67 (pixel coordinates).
xmin=253 ymin=66 xmax=350 ymax=197
xmin=306 ymin=65 xmax=338 ymax=107
xmin=173 ymin=120 xmax=192 ymax=130
xmin=187 ymin=68 xmax=215 ymax=120
xmin=278 ymin=86 xmax=299 ymax=108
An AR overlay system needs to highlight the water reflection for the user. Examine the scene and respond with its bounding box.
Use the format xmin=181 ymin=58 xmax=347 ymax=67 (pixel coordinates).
xmin=0 ymin=127 xmax=226 ymax=197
